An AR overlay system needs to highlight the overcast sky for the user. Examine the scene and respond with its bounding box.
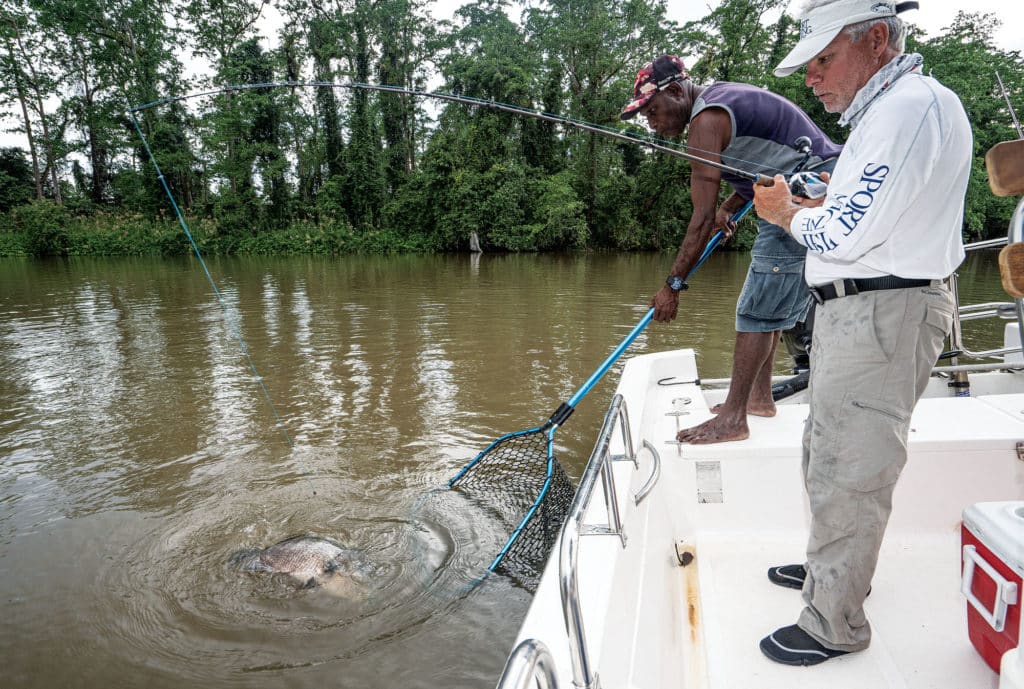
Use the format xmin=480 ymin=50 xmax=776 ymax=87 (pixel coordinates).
xmin=264 ymin=0 xmax=1023 ymax=52
xmin=425 ymin=0 xmax=1024 ymax=53
xmin=252 ymin=0 xmax=1024 ymax=70
xmin=674 ymin=0 xmax=1024 ymax=53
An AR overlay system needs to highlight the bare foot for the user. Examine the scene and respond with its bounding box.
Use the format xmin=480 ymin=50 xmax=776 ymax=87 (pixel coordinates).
xmin=676 ymin=416 xmax=750 ymax=444
xmin=710 ymin=402 xmax=777 ymax=418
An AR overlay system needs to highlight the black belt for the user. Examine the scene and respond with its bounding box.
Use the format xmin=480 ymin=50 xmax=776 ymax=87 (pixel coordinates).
xmin=809 ymin=276 xmax=938 ymax=304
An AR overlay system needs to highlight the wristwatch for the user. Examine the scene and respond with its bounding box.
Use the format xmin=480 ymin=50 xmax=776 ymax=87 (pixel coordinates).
xmin=666 ymin=275 xmax=688 ymax=292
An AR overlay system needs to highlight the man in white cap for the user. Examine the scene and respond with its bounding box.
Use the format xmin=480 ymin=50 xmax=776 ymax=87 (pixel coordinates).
xmin=752 ymin=0 xmax=971 ymax=666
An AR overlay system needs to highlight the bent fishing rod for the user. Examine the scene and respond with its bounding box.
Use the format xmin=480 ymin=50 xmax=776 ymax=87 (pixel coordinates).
xmin=126 ymin=80 xmax=826 ymax=447
xmin=995 ymin=71 xmax=1023 ymax=139
xmin=129 ymin=81 xmax=825 ymax=195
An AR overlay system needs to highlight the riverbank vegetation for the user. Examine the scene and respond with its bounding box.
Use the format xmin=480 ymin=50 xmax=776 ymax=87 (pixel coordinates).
xmin=0 ymin=0 xmax=1020 ymax=257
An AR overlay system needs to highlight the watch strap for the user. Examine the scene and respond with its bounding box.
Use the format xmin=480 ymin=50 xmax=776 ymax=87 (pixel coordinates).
xmin=666 ymin=275 xmax=689 ymax=292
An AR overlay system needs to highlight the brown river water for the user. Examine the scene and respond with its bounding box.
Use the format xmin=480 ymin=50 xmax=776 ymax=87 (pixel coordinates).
xmin=0 ymin=250 xmax=1006 ymax=689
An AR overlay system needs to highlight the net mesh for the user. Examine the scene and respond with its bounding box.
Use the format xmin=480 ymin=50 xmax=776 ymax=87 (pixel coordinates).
xmin=451 ymin=429 xmax=576 ymax=589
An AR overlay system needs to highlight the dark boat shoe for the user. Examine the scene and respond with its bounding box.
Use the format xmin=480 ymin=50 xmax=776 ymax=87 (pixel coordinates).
xmin=760 ymin=624 xmax=850 ymax=666
xmin=767 ymin=564 xmax=871 ymax=596
xmin=767 ymin=563 xmax=807 ymax=589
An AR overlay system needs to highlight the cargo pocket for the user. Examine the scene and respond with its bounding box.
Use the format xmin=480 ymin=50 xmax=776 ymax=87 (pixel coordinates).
xmin=923 ymin=300 xmax=954 ymax=338
xmin=736 ymin=256 xmax=806 ymax=321
xmin=821 ymin=395 xmax=910 ymax=493
xmin=816 ymin=292 xmax=888 ymax=364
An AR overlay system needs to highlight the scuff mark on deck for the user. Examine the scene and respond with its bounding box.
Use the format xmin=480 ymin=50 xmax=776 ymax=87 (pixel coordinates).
xmin=676 ymin=541 xmax=709 ymax=687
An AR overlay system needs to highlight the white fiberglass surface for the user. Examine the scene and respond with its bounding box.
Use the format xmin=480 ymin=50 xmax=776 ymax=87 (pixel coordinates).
xmin=513 ymin=349 xmax=1022 ymax=689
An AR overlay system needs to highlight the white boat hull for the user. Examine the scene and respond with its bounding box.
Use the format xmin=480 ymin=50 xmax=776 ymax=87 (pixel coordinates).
xmin=510 ymin=348 xmax=1024 ymax=689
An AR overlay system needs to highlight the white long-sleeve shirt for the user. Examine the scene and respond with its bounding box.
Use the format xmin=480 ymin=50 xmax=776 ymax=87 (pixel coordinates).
xmin=790 ymin=66 xmax=972 ymax=285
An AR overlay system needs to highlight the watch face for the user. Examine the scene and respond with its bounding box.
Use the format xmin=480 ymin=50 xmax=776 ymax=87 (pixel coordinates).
xmin=667 ymin=275 xmax=684 ymax=291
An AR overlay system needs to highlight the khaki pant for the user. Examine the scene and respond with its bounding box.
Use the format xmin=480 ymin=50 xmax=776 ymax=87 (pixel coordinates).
xmin=798 ymin=284 xmax=954 ymax=651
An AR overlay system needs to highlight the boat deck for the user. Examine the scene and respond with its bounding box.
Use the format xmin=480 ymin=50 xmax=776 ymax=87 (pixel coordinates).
xmin=697 ymin=532 xmax=989 ymax=688
xmin=514 ymin=349 xmax=1024 ymax=689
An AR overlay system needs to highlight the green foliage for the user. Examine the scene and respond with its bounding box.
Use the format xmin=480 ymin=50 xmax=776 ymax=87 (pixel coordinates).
xmin=12 ymin=200 xmax=72 ymax=256
xmin=3 ymin=203 xmax=199 ymax=257
xmin=0 ymin=229 xmax=27 ymax=257
xmin=913 ymin=12 xmax=1024 ymax=238
xmin=729 ymin=214 xmax=762 ymax=252
xmin=0 ymin=210 xmax=430 ymax=258
xmin=484 ymin=167 xmax=589 ymax=252
xmin=1 ymin=0 xmax=1020 ymax=256
xmin=529 ymin=171 xmax=589 ymax=250
xmin=235 ymin=218 xmax=354 ymax=254
xmin=110 ymin=168 xmax=158 ymax=215
xmin=600 ymin=153 xmax=692 ymax=251
xmin=0 ymin=148 xmax=34 ymax=212
xmin=523 ymin=0 xmax=676 ymax=246
xmin=379 ymin=172 xmax=446 ymax=251
xmin=681 ymin=0 xmax=790 ymax=84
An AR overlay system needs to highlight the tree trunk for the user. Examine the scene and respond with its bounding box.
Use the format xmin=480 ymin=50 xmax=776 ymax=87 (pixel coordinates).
xmin=17 ymin=37 xmax=61 ymax=204
xmin=12 ymin=71 xmax=43 ymax=200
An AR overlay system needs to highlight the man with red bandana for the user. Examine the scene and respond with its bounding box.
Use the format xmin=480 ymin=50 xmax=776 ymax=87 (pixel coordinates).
xmin=621 ymin=55 xmax=841 ymax=444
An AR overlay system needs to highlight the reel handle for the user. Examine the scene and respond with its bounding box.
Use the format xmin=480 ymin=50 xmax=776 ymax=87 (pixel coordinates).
xmin=753 ymin=171 xmax=828 ymax=199
xmin=788 ymin=171 xmax=828 ymax=199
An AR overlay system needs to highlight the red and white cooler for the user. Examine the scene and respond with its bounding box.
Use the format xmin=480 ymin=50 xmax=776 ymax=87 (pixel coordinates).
xmin=961 ymin=501 xmax=1024 ymax=674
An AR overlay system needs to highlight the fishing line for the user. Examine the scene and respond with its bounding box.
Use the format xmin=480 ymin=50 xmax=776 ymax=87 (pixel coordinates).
xmin=128 ymin=81 xmax=804 ymax=178
xmin=126 ymin=80 xmax=813 ymax=448
xmin=127 ymin=110 xmax=294 ymax=447
xmin=128 ymin=80 xmax=817 ymax=588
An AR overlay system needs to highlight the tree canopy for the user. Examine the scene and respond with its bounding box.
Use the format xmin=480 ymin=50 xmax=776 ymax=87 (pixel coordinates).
xmin=0 ymin=0 xmax=1020 ymax=256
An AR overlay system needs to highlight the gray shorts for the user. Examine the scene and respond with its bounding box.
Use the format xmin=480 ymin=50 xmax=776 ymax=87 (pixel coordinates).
xmin=735 ymin=219 xmax=810 ymax=333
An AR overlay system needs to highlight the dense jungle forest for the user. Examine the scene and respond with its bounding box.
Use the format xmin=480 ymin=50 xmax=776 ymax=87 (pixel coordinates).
xmin=0 ymin=0 xmax=1021 ymax=257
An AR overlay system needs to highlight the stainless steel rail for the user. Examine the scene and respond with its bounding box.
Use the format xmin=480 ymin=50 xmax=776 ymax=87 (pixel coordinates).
xmin=559 ymin=393 xmax=646 ymax=689
xmin=633 ymin=440 xmax=661 ymax=506
xmin=934 ymin=362 xmax=1024 ymax=374
xmin=494 ymin=394 xmax=646 ymax=689
xmin=495 ymin=639 xmax=560 ymax=689
xmin=958 ymin=302 xmax=1018 ymax=321
xmin=964 ymin=237 xmax=1009 ymax=251
xmin=948 ymin=205 xmax=1024 ymax=362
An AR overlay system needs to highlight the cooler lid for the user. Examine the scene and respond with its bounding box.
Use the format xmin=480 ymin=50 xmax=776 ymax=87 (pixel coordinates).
xmin=962 ymin=501 xmax=1024 ymax=575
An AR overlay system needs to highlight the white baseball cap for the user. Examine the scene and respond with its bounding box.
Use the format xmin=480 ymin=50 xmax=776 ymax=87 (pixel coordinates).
xmin=774 ymin=0 xmax=919 ymax=77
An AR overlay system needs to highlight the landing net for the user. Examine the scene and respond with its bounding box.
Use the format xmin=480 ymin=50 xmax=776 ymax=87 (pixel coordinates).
xmin=450 ymin=428 xmax=575 ymax=588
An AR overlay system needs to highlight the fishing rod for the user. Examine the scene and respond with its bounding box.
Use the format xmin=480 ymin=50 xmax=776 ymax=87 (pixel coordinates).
xmin=129 ymin=81 xmax=825 ymax=195
xmin=995 ymin=71 xmax=1023 ymax=139
xmin=126 ymin=80 xmax=826 ymax=446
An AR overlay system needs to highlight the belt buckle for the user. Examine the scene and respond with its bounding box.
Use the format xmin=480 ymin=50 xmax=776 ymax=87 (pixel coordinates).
xmin=809 ymin=286 xmax=825 ymax=305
